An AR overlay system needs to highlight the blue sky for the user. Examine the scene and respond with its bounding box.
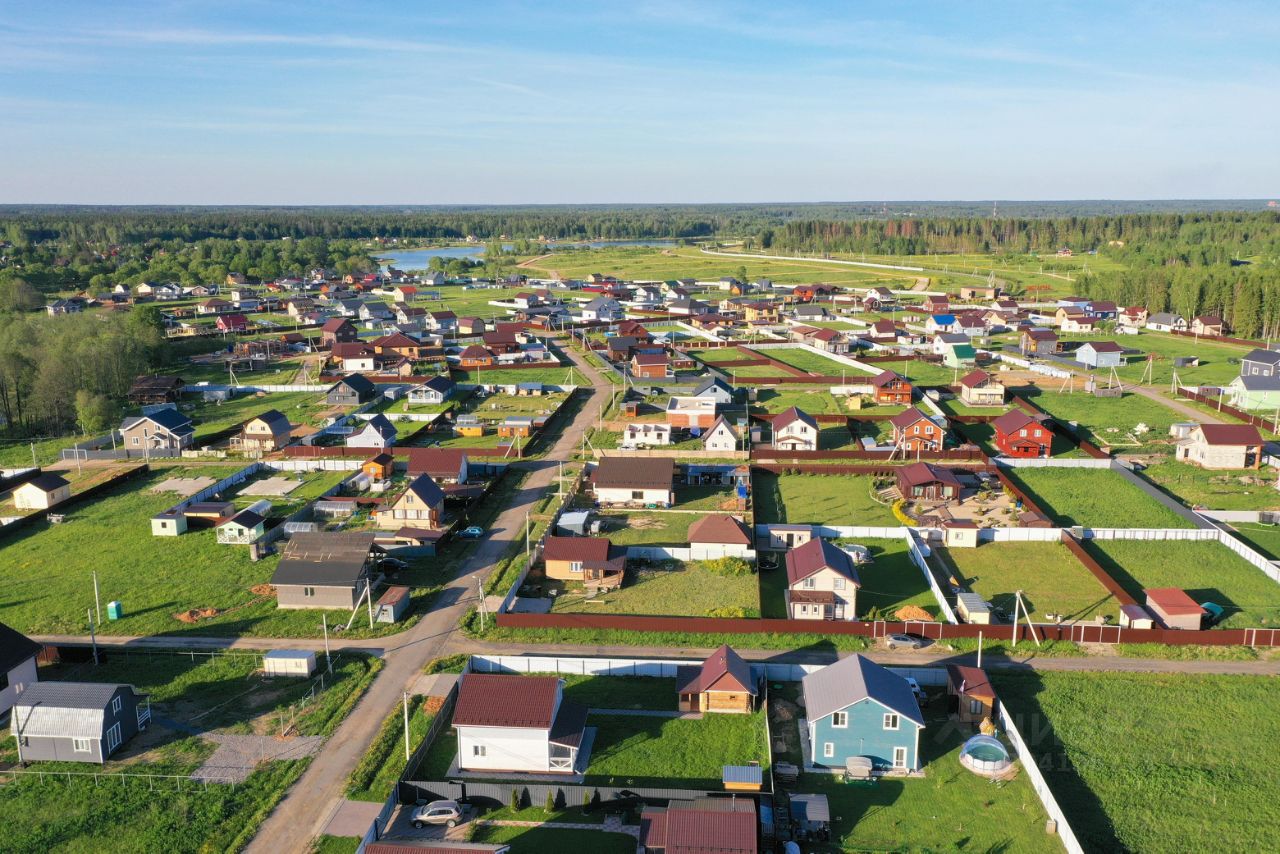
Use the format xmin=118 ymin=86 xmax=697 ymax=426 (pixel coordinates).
xmin=2 ymin=1 xmax=1278 ymax=203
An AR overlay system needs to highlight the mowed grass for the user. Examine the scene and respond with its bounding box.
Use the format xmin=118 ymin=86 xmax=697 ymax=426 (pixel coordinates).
xmin=1059 ymin=329 xmax=1253 ymax=387
xmin=0 ymin=466 xmax=426 ymax=639
xmin=1085 ymin=539 xmax=1280 ymax=627
xmin=185 ymin=390 xmax=326 ymax=440
xmin=870 ymin=357 xmax=959 ymax=386
xmin=753 ymin=471 xmax=900 ymax=526
xmin=993 ymin=670 xmax=1280 ymax=853
xmin=1139 ymin=459 xmax=1280 ymax=511
xmin=1227 ymin=522 xmax=1280 ymax=560
xmin=1026 ymin=389 xmax=1180 ymax=453
xmin=586 ymin=708 xmax=769 ymax=788
xmin=759 ymin=537 xmax=936 ymax=620
xmin=1003 ymin=467 xmax=1194 ymax=528
xmin=452 ymin=367 xmax=580 ymax=386
xmin=595 ymin=511 xmax=696 ymax=546
xmin=939 ymin=542 xmax=1117 ymax=622
xmin=751 ymin=387 xmax=847 ymax=415
xmin=754 ymin=347 xmax=856 ymax=375
xmin=550 ymin=561 xmax=759 ymax=618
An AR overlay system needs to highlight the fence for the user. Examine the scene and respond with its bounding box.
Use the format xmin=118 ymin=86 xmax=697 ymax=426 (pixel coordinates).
xmin=994 ymin=456 xmax=1112 ymax=469
xmin=0 ymin=767 xmax=239 ymax=789
xmin=906 ymin=529 xmax=959 ymax=624
xmin=624 ymin=544 xmax=755 ymax=562
xmin=995 ymin=704 xmax=1084 ymax=854
xmin=997 ymin=352 xmax=1071 ymax=378
xmin=0 ymin=464 xmax=151 ymax=537
xmin=1178 ymin=386 xmax=1280 ymax=430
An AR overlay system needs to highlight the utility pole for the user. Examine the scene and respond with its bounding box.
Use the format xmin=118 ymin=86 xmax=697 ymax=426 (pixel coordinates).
xmin=88 ymin=608 xmax=99 ymax=666
xmin=976 ymin=630 xmax=983 ymax=668
xmin=321 ymin=613 xmax=333 ymax=674
xmin=93 ymin=571 xmax=101 ymax=626
xmin=403 ymin=691 xmax=412 ymax=761
xmin=525 ymin=510 xmax=531 ymax=561
xmin=365 ymin=578 xmax=374 ymax=628
xmin=475 ymin=575 xmax=487 ymax=631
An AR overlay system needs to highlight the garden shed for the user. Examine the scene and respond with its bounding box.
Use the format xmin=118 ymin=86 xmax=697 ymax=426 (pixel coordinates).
xmin=955 ymin=592 xmax=992 ymax=624
xmin=262 ymin=649 xmax=316 ymax=678
xmin=375 ymin=585 xmax=411 ymax=623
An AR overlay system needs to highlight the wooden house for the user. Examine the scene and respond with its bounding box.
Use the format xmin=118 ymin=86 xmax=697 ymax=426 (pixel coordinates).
xmin=374 ymin=475 xmax=444 ymax=529
xmin=676 ymin=645 xmax=757 ymax=714
xmin=895 ymin=462 xmax=961 ymax=501
xmin=946 ymin=664 xmax=996 ymax=724
xmin=542 ymin=536 xmax=626 ymax=589
xmin=957 ymin=370 xmax=1005 ymax=406
xmin=870 ymin=370 xmax=913 ymax=405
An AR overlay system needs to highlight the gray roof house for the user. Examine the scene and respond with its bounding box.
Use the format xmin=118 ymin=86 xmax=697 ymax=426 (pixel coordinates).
xmin=270 ymin=531 xmax=378 ymax=609
xmin=692 ymin=375 xmax=736 ymax=405
xmin=326 ymin=374 xmax=376 ymax=406
xmin=11 ymin=682 xmax=150 ymax=764
xmin=802 ymin=654 xmax=925 ymax=772
xmin=0 ymin=622 xmax=41 ymax=720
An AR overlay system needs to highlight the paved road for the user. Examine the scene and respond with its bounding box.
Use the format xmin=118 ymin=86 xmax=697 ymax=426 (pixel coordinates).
xmin=244 ymin=341 xmax=611 ymax=853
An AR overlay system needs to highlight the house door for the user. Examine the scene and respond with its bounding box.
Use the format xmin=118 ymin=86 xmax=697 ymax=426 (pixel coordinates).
xmin=106 ymin=722 xmax=122 ymax=754
xmin=892 ymin=746 xmax=908 ymax=769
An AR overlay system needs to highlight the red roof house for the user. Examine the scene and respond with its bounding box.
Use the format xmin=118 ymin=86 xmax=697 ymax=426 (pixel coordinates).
xmin=992 ymin=410 xmax=1053 ymax=459
xmin=870 ymin=370 xmax=913 ymax=405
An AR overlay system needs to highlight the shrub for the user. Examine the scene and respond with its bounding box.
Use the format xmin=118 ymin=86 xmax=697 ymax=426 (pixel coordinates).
xmin=424 ymin=654 xmax=468 ymax=675
xmin=511 ymin=789 xmax=520 ymax=811
xmin=701 ymin=556 xmax=752 ymax=577
xmin=545 ymin=791 xmax=555 ymax=813
xmin=891 ymin=499 xmax=915 ymax=526
xmin=706 ymin=606 xmax=749 ymax=618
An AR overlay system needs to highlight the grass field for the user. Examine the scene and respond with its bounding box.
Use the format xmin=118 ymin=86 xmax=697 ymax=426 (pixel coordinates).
xmin=751 ymin=387 xmax=847 ymax=414
xmin=1025 ymin=389 xmax=1181 ymax=452
xmin=939 ymin=542 xmax=1117 ymax=622
xmin=1003 ymin=467 xmax=1194 ymax=528
xmin=467 ymin=825 xmax=636 ymax=853
xmin=0 ymin=466 xmax=438 ymax=639
xmin=692 ymin=346 xmax=760 ymax=364
xmin=186 ymin=390 xmax=328 ymax=440
xmin=869 ymin=357 xmax=959 ymax=386
xmin=346 ymin=694 xmax=437 ymax=802
xmin=549 ymin=560 xmax=759 ymax=618
xmin=754 ymin=347 xmax=856 ymax=375
xmin=0 ymin=650 xmax=378 ymax=854
xmin=753 ymin=471 xmax=899 ymax=526
xmin=1056 ymin=329 xmax=1253 ymax=388
xmin=1085 ymin=539 xmax=1280 ymax=627
xmin=759 ymin=537 xmax=936 ymax=620
xmin=453 ymin=367 xmax=581 ymax=386
xmin=992 ymin=670 xmax=1280 ymax=853
xmin=1227 ymin=521 xmax=1280 ymax=560
xmin=1139 ymin=459 xmax=1280 ymax=510
xmin=595 ymin=511 xmax=696 ymax=545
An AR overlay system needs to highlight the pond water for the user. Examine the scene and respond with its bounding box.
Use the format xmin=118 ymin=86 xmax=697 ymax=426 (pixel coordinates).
xmin=379 ymin=239 xmax=677 ymax=270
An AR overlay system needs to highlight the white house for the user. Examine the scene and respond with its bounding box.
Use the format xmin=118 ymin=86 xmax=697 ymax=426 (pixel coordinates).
xmin=1146 ymin=312 xmax=1187 ymax=333
xmin=346 ymin=414 xmax=398 ymax=449
xmin=452 ymin=674 xmax=588 ymax=774
xmin=772 ymin=407 xmax=819 ymax=452
xmin=622 ymin=423 xmax=672 ymax=448
xmin=581 ymin=298 xmax=624 ymax=322
xmin=1176 ymin=423 xmax=1264 ymax=470
xmin=12 ymin=473 xmax=72 ymax=511
xmin=785 ymin=538 xmax=861 ymax=621
xmin=702 ymin=416 xmax=741 ymax=453
xmin=692 ymin=376 xmax=736 ymax=406
xmin=592 ymin=457 xmax=675 ymax=507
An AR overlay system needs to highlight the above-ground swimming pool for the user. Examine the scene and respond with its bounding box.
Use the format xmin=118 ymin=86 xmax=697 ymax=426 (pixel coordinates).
xmin=959 ymin=734 xmax=1014 ymax=777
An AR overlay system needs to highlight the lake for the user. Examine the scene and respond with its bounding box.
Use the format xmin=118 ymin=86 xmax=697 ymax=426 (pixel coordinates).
xmin=379 ymin=239 xmax=677 ymax=270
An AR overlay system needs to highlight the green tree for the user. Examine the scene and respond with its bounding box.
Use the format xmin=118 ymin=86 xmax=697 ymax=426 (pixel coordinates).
xmin=74 ymin=389 xmax=115 ymax=435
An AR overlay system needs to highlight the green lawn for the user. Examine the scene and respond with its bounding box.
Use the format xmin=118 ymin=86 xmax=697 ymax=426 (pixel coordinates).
xmin=596 ymin=511 xmax=697 ymax=545
xmin=453 ymin=367 xmax=579 ymax=386
xmin=992 ymin=670 xmax=1280 ymax=853
xmin=1227 ymin=522 xmax=1280 ymax=560
xmin=1057 ymin=329 xmax=1253 ymax=388
xmin=585 ymin=708 xmax=768 ymax=788
xmin=1084 ymin=539 xmax=1280 ymax=627
xmin=549 ymin=560 xmax=759 ymax=618
xmin=673 ymin=484 xmax=743 ymax=511
xmin=753 ymin=471 xmax=900 ymax=526
xmin=186 ymin=390 xmax=327 ymax=440
xmin=346 ymin=695 xmax=437 ymax=802
xmin=467 ymin=825 xmax=636 ymax=853
xmin=693 ymin=346 xmax=760 ymax=364
xmin=939 ymin=542 xmax=1117 ymax=622
xmin=0 ymin=434 xmax=93 ymax=468
xmin=0 ymin=466 xmax=439 ymax=639
xmin=871 ymin=357 xmax=959 ymax=386
xmin=1139 ymin=459 xmax=1280 ymax=511
xmin=0 ymin=651 xmax=379 ymax=854
xmin=751 ymin=387 xmax=847 ymax=415
xmin=1025 ymin=389 xmax=1181 ymax=453
xmin=1003 ymin=467 xmax=1194 ymax=528
xmin=719 ymin=364 xmax=796 ymax=379
xmin=755 ymin=347 xmax=855 ymax=375
xmin=759 ymin=537 xmax=936 ymax=620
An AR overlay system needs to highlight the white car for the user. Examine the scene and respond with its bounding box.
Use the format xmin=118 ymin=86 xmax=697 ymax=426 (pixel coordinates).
xmin=904 ymin=677 xmax=924 ymax=700
xmin=412 ymin=799 xmax=462 ymax=828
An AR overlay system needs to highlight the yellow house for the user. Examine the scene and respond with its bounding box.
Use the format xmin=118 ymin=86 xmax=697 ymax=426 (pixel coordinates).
xmin=13 ymin=473 xmax=72 ymax=511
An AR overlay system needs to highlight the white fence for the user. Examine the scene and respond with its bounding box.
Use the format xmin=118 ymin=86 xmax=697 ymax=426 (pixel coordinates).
xmin=996 ymin=352 xmax=1071 ymax=379
xmin=996 ymin=704 xmax=1085 ymax=854
xmin=1083 ymin=527 xmax=1218 ymax=541
xmin=981 ymin=527 xmax=1065 ymax=542
xmin=160 ymin=462 xmax=263 ymax=516
xmin=1198 ymin=509 xmax=1271 ymax=523
xmin=906 ymin=529 xmax=959 ymax=624
xmin=625 ymin=544 xmax=756 ymax=562
xmin=1206 ymin=523 xmax=1280 ymax=584
xmin=272 ymin=458 xmax=364 ymax=472
xmin=994 ymin=457 xmax=1113 ymax=469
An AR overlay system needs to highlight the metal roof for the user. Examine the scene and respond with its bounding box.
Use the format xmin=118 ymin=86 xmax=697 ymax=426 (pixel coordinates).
xmin=271 ymin=531 xmax=375 ymax=587
xmin=452 ymin=674 xmax=562 ymax=730
xmin=801 ymin=654 xmax=925 ymax=728
xmin=722 ymin=765 xmax=763 ymax=785
xmin=13 ymin=682 xmax=143 ymax=739
xmin=593 ymin=456 xmax=674 ymax=491
xmin=789 ymin=793 xmax=831 ymax=823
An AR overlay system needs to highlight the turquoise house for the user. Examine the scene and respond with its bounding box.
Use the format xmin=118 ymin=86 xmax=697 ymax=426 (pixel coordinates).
xmin=802 ymin=654 xmax=925 ymax=772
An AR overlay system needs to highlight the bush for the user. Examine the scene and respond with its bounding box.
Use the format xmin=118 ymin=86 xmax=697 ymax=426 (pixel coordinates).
xmin=891 ymin=499 xmax=915 ymax=526
xmin=545 ymin=791 xmax=555 ymax=813
xmin=701 ymin=556 xmax=753 ymax=577
xmin=511 ymin=789 xmax=520 ymax=811
xmin=424 ymin=654 xmax=468 ymax=675
xmin=706 ymin=606 xmax=749 ymax=618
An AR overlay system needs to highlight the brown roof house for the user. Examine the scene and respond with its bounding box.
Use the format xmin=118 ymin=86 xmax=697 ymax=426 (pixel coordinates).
xmin=676 ymin=645 xmax=757 ymax=714
xmin=957 ymin=370 xmax=1005 ymax=407
xmin=785 ymin=538 xmax=861 ymax=621
xmin=772 ymin=407 xmax=819 ymax=452
xmin=1144 ymin=588 xmax=1205 ymax=630
xmin=640 ymin=798 xmax=758 ymax=854
xmin=591 ymin=457 xmax=675 ymax=507
xmin=320 ymin=317 xmax=358 ymax=347
xmin=239 ymin=409 xmax=292 ymax=452
xmin=1176 ymin=423 xmax=1264 ymax=470
xmin=542 ymin=536 xmax=626 ymax=590
xmin=270 ymin=532 xmax=377 ymax=610
xmin=946 ymin=664 xmax=997 ymax=724
xmin=895 ymin=462 xmax=962 ymax=502
xmin=374 ymin=475 xmax=444 ymax=530
xmin=451 ymin=674 xmax=589 ymax=774
xmin=406 ymin=448 xmax=470 ymax=483
xmin=688 ymin=514 xmax=752 ymax=551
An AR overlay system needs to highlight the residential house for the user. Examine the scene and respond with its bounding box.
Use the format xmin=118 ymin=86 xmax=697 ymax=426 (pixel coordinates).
xmin=862 ymin=286 xmax=896 ymax=309
xmin=1020 ymin=328 xmax=1059 ymax=356
xmin=666 ymin=396 xmax=718 ymax=430
xmin=785 ymin=538 xmax=860 ymax=621
xmin=1075 ymin=341 xmax=1125 ymax=369
xmin=127 ymin=374 xmax=184 ymax=405
xmin=802 ymin=654 xmax=925 ymax=772
xmin=217 ymin=507 xmax=266 ymax=545
xmin=240 ymin=409 xmax=293 ymax=451
xmin=955 ymin=312 xmax=988 ymax=337
xmin=43 ymin=298 xmax=81 ymax=316
xmin=451 ymin=674 xmax=588 ymax=774
xmin=772 ymin=407 xmax=819 ymax=452
xmin=1057 ymin=307 xmax=1098 ymax=333
xmin=581 ymin=297 xmax=624 ymax=322
xmin=375 ymin=474 xmax=445 ymax=529
xmin=392 ymin=286 xmax=417 ymax=303
xmin=793 ymin=304 xmax=830 ymax=322
xmin=870 ymin=370 xmax=913 ymax=405
xmin=11 ymin=682 xmax=150 ymax=764
xmin=592 ymin=456 xmax=675 ymax=507
xmin=895 ymin=462 xmax=962 ymax=501
xmin=215 ymin=313 xmax=249 ymax=333
xmin=992 ymin=410 xmax=1053 ymax=458
xmin=326 ymin=374 xmax=376 ymax=406
xmin=0 ymin=622 xmax=41 ymax=719
xmin=692 ymin=375 xmax=736 ymax=405
xmin=793 ymin=325 xmax=849 ymax=354
xmin=702 ymin=415 xmax=742 ymax=453
xmin=371 ymin=332 xmax=430 ymax=361
xmin=426 ymin=310 xmax=458 ymax=333
xmin=362 ymin=452 xmax=394 ymax=481
xmin=868 ymin=318 xmax=899 ymax=342
xmin=394 ymin=306 xmax=428 ymax=329
xmin=931 ymin=332 xmax=969 ymax=356
xmin=457 ymin=344 xmax=495 ymax=368
xmin=947 ymin=664 xmax=996 ymax=724
xmin=1118 ymin=306 xmax=1149 ymax=329
xmin=542 ymin=536 xmax=626 ymax=589
xmin=889 ymin=408 xmax=946 ymax=452
xmin=687 ymin=514 xmax=752 ymax=549
xmin=667 ymin=298 xmax=708 ymax=317
xmin=640 ymin=799 xmax=758 ymax=854
xmin=270 ymin=531 xmax=377 ymax=609
xmin=1176 ymin=423 xmax=1264 ymax=469
xmin=197 ymin=297 xmax=232 ymax=315
xmin=957 ymin=370 xmax=1005 ymax=406
xmin=287 ymin=298 xmax=316 ymax=317
xmin=1088 ymin=300 xmax=1118 ymax=319
xmin=346 ymin=414 xmax=398 ymax=449
xmin=631 ymin=352 xmax=672 ymax=379
xmin=925 ymin=313 xmax=958 ymax=335
xmin=320 ymin=317 xmax=358 ymax=347
xmin=406 ymin=448 xmax=470 ymax=483
xmin=993 ymin=298 xmax=1020 ymax=312
xmin=1146 ymin=312 xmax=1187 ymax=333
xmin=623 ymin=423 xmax=672 ymax=448
xmin=119 ymin=408 xmax=195 ymax=451
xmin=1191 ymin=315 xmax=1225 ymax=336
xmin=960 ymin=285 xmax=1001 ymax=301
xmin=358 ymin=301 xmax=394 ymax=324
xmin=922 ymin=294 xmax=950 ymax=313
xmin=942 ymin=342 xmax=977 ymax=369
xmin=407 ymin=375 xmax=455 ymax=404
xmin=331 ymin=342 xmax=378 ymax=372
xmin=457 ymin=316 xmax=486 ymax=336
xmin=1227 ymin=373 xmax=1280 ymax=411
xmin=676 ymin=645 xmax=757 ymax=714
xmin=742 ymin=301 xmax=780 ymax=323
xmin=12 ymin=473 xmax=72 ymax=510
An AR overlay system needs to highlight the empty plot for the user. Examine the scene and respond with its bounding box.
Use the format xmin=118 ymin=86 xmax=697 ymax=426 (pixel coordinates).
xmin=151 ymin=476 xmax=217 ymax=495
xmin=940 ymin=541 xmax=1117 ymax=622
xmin=239 ymin=476 xmax=302 ymax=497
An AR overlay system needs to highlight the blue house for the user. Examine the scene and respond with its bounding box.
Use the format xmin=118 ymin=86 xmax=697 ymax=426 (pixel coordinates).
xmin=802 ymin=654 xmax=925 ymax=773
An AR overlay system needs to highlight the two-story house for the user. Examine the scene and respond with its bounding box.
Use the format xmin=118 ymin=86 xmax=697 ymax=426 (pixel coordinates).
xmin=802 ymin=654 xmax=925 ymax=773
xmin=452 ymin=674 xmax=588 ymax=774
xmin=785 ymin=538 xmax=861 ymax=621
xmin=870 ymin=370 xmax=913 ymax=405
xmin=374 ymin=474 xmax=444 ymax=529
xmin=889 ymin=408 xmax=946 ymax=452
xmin=772 ymin=407 xmax=819 ymax=452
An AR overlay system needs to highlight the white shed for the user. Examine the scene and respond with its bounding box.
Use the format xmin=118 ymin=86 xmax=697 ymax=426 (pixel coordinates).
xmin=956 ymin=593 xmax=992 ymax=625
xmin=262 ymin=649 xmax=316 ymax=678
xmin=150 ymin=511 xmax=188 ymax=537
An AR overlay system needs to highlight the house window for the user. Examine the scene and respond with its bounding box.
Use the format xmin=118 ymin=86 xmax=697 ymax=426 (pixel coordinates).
xmin=969 ymin=699 xmax=984 ymax=715
xmin=823 ymin=742 xmax=835 ymax=758
xmin=832 ymin=711 xmax=848 ymax=728
xmin=132 ymin=437 xmax=140 ymax=446
xmin=112 ymin=696 xmax=122 ymax=714
xmin=833 ymin=578 xmax=845 ymax=591
xmin=883 ymin=713 xmax=900 ymax=731
xmin=72 ymin=737 xmax=92 ymax=753
xmin=803 ymin=577 xmax=815 ymax=589
xmin=473 ymin=745 xmax=486 ymax=757
xmin=569 ymin=562 xmax=583 ymax=573
xmin=893 ymin=746 xmax=908 ymax=768
xmin=303 ymin=587 xmax=316 ymax=597
xmin=631 ymin=490 xmax=644 ymax=500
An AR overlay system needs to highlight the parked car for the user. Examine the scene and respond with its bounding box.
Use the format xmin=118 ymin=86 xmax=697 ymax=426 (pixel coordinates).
xmin=378 ymin=557 xmax=408 ymax=571
xmin=412 ymin=799 xmax=462 ymax=828
xmin=458 ymin=526 xmax=486 ymax=539
xmin=904 ymin=676 xmax=924 ymax=700
xmin=883 ymin=633 xmax=928 ymax=651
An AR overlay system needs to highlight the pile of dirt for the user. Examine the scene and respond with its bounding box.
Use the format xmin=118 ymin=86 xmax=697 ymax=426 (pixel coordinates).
xmin=895 ymin=605 xmax=935 ymax=622
xmin=771 ymin=698 xmax=799 ymax=723
xmin=174 ymin=607 xmax=221 ymax=623
xmin=249 ymin=584 xmax=276 ymax=596
xmin=422 ymin=696 xmax=447 ymax=716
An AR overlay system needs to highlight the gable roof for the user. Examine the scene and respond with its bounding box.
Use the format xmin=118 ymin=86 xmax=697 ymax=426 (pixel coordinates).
xmin=1195 ymin=423 xmax=1264 ymax=446
xmin=772 ymin=406 xmax=817 ymax=432
xmin=871 ymin=369 xmax=907 ymax=388
xmin=632 ymin=352 xmax=669 ymax=366
xmin=121 ymin=407 xmax=195 ymax=437
xmin=330 ymin=374 xmax=375 ymax=396
xmin=688 ymin=514 xmax=751 ymax=546
xmin=421 ymin=374 xmax=455 ymax=394
xmin=248 ymin=409 xmax=291 ymax=431
xmin=402 ymin=474 xmax=445 ymax=507
xmin=802 ymin=654 xmax=925 ymax=727
xmin=991 ymin=409 xmax=1045 ymax=437
xmin=406 ymin=448 xmax=469 ymax=477
xmin=13 ymin=682 xmax=145 ymax=739
xmin=888 ymin=407 xmax=934 ymax=430
xmin=946 ymin=664 xmax=996 ymax=702
xmin=271 ymin=532 xmax=375 ymax=587
xmin=675 ymin=645 xmax=756 ymax=697
xmin=356 ymin=414 xmax=397 ymax=440
xmin=959 ymin=369 xmax=994 ymax=389
xmin=22 ymin=472 xmax=70 ymax=492
xmin=452 ymin=674 xmax=562 ymax=729
xmin=785 ymin=538 xmax=859 ymax=587
xmin=321 ymin=317 xmax=353 ymax=332
xmin=641 ymin=799 xmax=757 ymax=854
xmin=897 ymin=461 xmax=962 ymax=489
xmin=1080 ymin=341 xmax=1124 ymax=353
xmin=692 ymin=375 xmax=734 ymax=398
xmin=0 ymin=621 xmax=41 ymax=674
xmin=593 ymin=456 xmax=674 ymax=491
xmin=542 ymin=536 xmax=622 ymax=569
xmin=1242 ymin=348 xmax=1280 ymax=366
